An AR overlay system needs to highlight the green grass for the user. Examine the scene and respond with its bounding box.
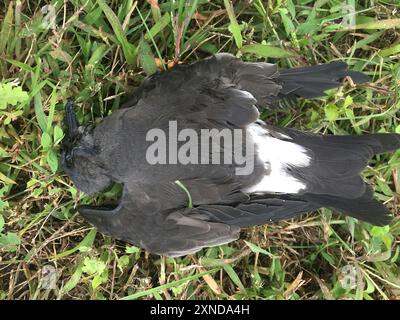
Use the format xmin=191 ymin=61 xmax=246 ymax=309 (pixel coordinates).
xmin=1 ymin=0 xmax=400 ymax=300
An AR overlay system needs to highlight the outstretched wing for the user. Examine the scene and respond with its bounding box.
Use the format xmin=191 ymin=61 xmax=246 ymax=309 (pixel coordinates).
xmin=78 ymin=181 xmax=318 ymax=257
xmin=78 ymin=182 xmax=240 ymax=257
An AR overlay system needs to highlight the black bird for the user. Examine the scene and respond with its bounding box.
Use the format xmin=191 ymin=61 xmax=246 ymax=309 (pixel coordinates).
xmin=61 ymin=53 xmax=400 ymax=257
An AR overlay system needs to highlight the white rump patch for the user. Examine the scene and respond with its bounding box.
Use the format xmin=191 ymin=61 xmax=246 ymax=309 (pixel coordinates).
xmin=245 ymin=124 xmax=311 ymax=194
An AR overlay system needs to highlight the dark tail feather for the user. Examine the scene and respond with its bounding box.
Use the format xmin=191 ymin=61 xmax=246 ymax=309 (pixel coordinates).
xmin=278 ymin=62 xmax=369 ymax=99
xmin=282 ymin=129 xmax=400 ymax=226
xmin=305 ymin=187 xmax=393 ymax=226
xmin=323 ymin=133 xmax=400 ymax=156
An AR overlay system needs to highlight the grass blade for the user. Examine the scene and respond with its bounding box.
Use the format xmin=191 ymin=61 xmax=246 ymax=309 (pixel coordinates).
xmin=121 ymin=268 xmax=220 ymax=300
xmin=223 ymin=264 xmax=246 ymax=293
xmin=224 ymin=0 xmax=242 ymax=49
xmin=34 ymin=92 xmax=47 ymax=133
xmin=241 ymin=44 xmax=293 ymax=58
xmin=144 ymin=12 xmax=170 ymax=41
xmin=96 ymin=0 xmax=137 ymax=65
xmin=353 ymin=18 xmax=400 ymax=30
xmin=0 ymin=1 xmax=13 ymax=54
xmin=50 ymin=229 xmax=97 ymax=260
xmin=60 ymin=261 xmax=84 ymax=296
xmin=379 ymin=43 xmax=400 ymax=58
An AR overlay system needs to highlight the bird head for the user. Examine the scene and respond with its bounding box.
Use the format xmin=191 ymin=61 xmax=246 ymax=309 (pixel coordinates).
xmin=61 ymin=101 xmax=112 ymax=194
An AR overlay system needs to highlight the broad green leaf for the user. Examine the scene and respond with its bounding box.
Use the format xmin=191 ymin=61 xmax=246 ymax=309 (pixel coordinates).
xmin=138 ymin=38 xmax=157 ymax=75
xmin=125 ymin=245 xmax=140 ymax=254
xmin=41 ymin=132 xmax=52 ymax=150
xmin=82 ymin=257 xmax=106 ymax=275
xmin=325 ymin=104 xmax=339 ymax=122
xmin=342 ymin=95 xmax=353 ymax=110
xmin=53 ymin=125 xmax=64 ymax=144
xmin=0 ymin=214 xmax=4 ymax=233
xmin=381 ymin=236 xmax=393 ymax=251
xmin=0 ymin=232 xmax=21 ymax=252
xmin=0 ymin=83 xmax=29 ymax=110
xmin=47 ymin=149 xmax=58 ymax=173
xmin=92 ymin=275 xmax=105 ymax=290
xmin=117 ymin=255 xmax=130 ymax=269
xmin=370 ymin=226 xmax=389 ymax=237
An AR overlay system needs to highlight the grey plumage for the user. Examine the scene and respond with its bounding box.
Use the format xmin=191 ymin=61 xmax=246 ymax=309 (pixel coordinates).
xmin=61 ymin=53 xmax=399 ymax=257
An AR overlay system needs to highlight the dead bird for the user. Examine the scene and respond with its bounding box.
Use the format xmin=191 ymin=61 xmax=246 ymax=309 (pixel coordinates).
xmin=61 ymin=53 xmax=400 ymax=257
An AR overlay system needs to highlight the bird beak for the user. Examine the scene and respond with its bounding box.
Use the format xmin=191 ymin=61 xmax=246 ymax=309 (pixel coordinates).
xmin=65 ymin=100 xmax=79 ymax=140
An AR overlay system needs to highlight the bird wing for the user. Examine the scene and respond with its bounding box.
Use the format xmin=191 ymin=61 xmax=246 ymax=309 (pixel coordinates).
xmin=78 ymin=181 xmax=240 ymax=256
xmin=121 ymin=54 xmax=368 ymax=110
xmin=120 ymin=53 xmax=281 ymax=111
xmin=78 ymin=180 xmax=319 ymax=256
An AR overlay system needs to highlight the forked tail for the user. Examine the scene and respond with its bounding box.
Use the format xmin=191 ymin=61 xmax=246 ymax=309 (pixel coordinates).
xmin=278 ymin=62 xmax=369 ymax=99
xmin=286 ymin=130 xmax=400 ymax=225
